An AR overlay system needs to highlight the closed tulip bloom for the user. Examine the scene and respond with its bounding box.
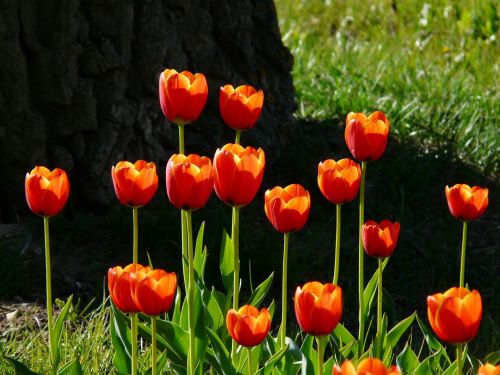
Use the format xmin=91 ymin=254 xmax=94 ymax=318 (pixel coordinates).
xmin=25 ymin=166 xmax=70 ymax=217
xmin=427 ymin=287 xmax=482 ymax=344
xmin=362 ymin=220 xmax=400 ymax=258
xmin=264 ymin=184 xmax=311 ymax=233
xmin=133 ymin=269 xmax=177 ymax=316
xmin=226 ymin=305 xmax=271 ymax=347
xmin=345 ymin=111 xmax=390 ymax=162
xmin=213 ymin=143 xmax=265 ymax=207
xmin=333 ymin=358 xmax=401 ymax=375
xmin=219 ymin=84 xmax=264 ymax=131
xmin=159 ymin=69 xmax=208 ymax=125
xmin=111 ymin=161 xmax=158 ymax=208
xmin=445 ymin=184 xmax=489 ymax=221
xmin=478 ymin=363 xmax=500 ymax=375
xmin=294 ymin=282 xmax=342 ymax=336
xmin=108 ymin=264 xmax=151 ymax=313
xmin=318 ymin=158 xmax=361 ymax=204
xmin=166 ymin=154 xmax=214 ymax=210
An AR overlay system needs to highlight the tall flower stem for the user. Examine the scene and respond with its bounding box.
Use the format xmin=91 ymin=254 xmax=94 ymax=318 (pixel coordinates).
xmin=316 ymin=336 xmax=327 ymax=375
xmin=376 ymin=257 xmax=383 ymax=358
xmin=235 ymin=130 xmax=241 ymax=144
xmin=279 ymin=232 xmax=290 ymax=349
xmin=358 ymin=161 xmax=367 ymax=349
xmin=151 ymin=316 xmax=157 ymax=375
xmin=247 ymin=347 xmax=253 ymax=375
xmin=456 ymin=344 xmax=463 ymax=375
xmin=132 ymin=207 xmax=139 ymax=264
xmin=333 ymin=204 xmax=342 ymax=285
xmin=131 ymin=314 xmax=138 ymax=375
xmin=178 ymin=125 xmax=185 ymax=154
xmin=43 ymin=217 xmax=56 ymax=372
xmin=231 ymin=206 xmax=241 ymax=361
xmin=186 ymin=210 xmax=196 ymax=375
xmin=178 ymin=124 xmax=189 ymax=293
xmin=459 ymin=221 xmax=468 ymax=288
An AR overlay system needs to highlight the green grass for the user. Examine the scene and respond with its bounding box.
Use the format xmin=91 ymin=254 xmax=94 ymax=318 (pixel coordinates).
xmin=275 ymin=0 xmax=500 ymax=176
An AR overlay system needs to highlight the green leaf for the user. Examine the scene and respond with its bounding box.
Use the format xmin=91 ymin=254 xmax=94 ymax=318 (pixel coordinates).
xmin=143 ymin=351 xmax=168 ymax=375
xmin=52 ymin=295 xmax=74 ymax=369
xmin=110 ymin=303 xmax=131 ymax=375
xmin=172 ymin=287 xmax=182 ymax=325
xmin=385 ymin=312 xmax=416 ymax=350
xmin=3 ymin=356 xmax=42 ymax=375
xmin=219 ymin=229 xmax=234 ymax=292
xmin=396 ymin=344 xmax=420 ymax=372
xmin=57 ymin=359 xmax=83 ymax=375
xmin=443 ymin=361 xmax=457 ymax=375
xmin=257 ymin=346 xmax=288 ymax=375
xmin=363 ymin=258 xmax=388 ymax=318
xmin=416 ymin=314 xmax=443 ymax=352
xmin=194 ymin=222 xmax=207 ymax=280
xmin=485 ymin=350 xmax=500 ymax=365
xmin=206 ymin=328 xmax=236 ymax=375
xmin=332 ymin=323 xmax=357 ymax=358
xmin=247 ymin=272 xmax=274 ymax=307
xmin=300 ymin=335 xmax=317 ymax=375
xmin=413 ymin=356 xmax=432 ymax=375
xmin=201 ymin=286 xmax=225 ymax=335
xmin=205 ymin=348 xmax=224 ymax=375
xmin=193 ymin=285 xmax=208 ymax=364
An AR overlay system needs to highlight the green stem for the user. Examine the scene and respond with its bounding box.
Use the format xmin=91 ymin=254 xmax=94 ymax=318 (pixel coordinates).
xmin=132 ymin=207 xmax=138 ymax=264
xmin=186 ymin=210 xmax=196 ymax=375
xmin=358 ymin=161 xmax=367 ymax=350
xmin=280 ymin=232 xmax=290 ymax=349
xmin=179 ymin=124 xmax=185 ymax=154
xmin=316 ymin=336 xmax=326 ymax=375
xmin=44 ymin=217 xmax=56 ymax=372
xmin=247 ymin=347 xmax=253 ymax=375
xmin=333 ymin=204 xmax=341 ymax=285
xmin=181 ymin=210 xmax=189 ymax=294
xmin=377 ymin=257 xmax=383 ymax=358
xmin=231 ymin=206 xmax=240 ymax=362
xmin=459 ymin=221 xmax=468 ymax=288
xmin=131 ymin=314 xmax=138 ymax=375
xmin=456 ymin=344 xmax=463 ymax=375
xmin=235 ymin=130 xmax=241 ymax=145
xmin=151 ymin=316 xmax=157 ymax=375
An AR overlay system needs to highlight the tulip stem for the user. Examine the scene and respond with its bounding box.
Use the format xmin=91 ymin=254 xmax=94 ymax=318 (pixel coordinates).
xmin=376 ymin=257 xmax=383 ymax=358
xmin=231 ymin=206 xmax=240 ymax=362
xmin=358 ymin=161 xmax=367 ymax=350
xmin=181 ymin=211 xmax=189 ymax=295
xmin=459 ymin=221 xmax=468 ymax=288
xmin=456 ymin=344 xmax=463 ymax=375
xmin=44 ymin=217 xmax=56 ymax=372
xmin=179 ymin=124 xmax=185 ymax=154
xmin=333 ymin=204 xmax=341 ymax=285
xmin=131 ymin=314 xmax=138 ymax=375
xmin=247 ymin=347 xmax=253 ymax=375
xmin=186 ymin=210 xmax=196 ymax=375
xmin=132 ymin=207 xmax=138 ymax=264
xmin=235 ymin=130 xmax=241 ymax=145
xmin=316 ymin=336 xmax=327 ymax=375
xmin=279 ymin=232 xmax=290 ymax=349
xmin=151 ymin=316 xmax=157 ymax=375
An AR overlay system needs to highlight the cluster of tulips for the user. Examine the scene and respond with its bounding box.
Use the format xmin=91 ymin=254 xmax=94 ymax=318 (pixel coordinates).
xmin=21 ymin=67 xmax=496 ymax=375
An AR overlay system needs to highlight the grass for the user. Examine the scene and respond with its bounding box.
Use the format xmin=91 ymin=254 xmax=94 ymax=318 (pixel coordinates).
xmin=275 ymin=0 xmax=500 ymax=176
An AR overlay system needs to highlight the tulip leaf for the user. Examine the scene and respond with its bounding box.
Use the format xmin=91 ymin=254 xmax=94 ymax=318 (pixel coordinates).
xmin=3 ymin=355 xmax=42 ymax=375
xmin=53 ymin=295 xmax=74 ymax=369
xmin=485 ymin=350 xmax=500 ymax=365
xmin=282 ymin=337 xmax=303 ymax=375
xmin=172 ymin=287 xmax=182 ymax=325
xmin=219 ymin=229 xmax=234 ymax=292
xmin=109 ymin=303 xmax=132 ymax=375
xmin=56 ymin=359 xmax=83 ymax=375
xmin=143 ymin=351 xmax=168 ymax=375
xmin=467 ymin=352 xmax=481 ymax=373
xmin=194 ymin=222 xmax=207 ymax=280
xmin=442 ymin=361 xmax=457 ymax=375
xmin=300 ymin=335 xmax=317 ymax=375
xmin=416 ymin=314 xmax=443 ymax=352
xmin=205 ymin=348 xmax=224 ymax=375
xmin=324 ymin=356 xmax=335 ymax=375
xmin=363 ymin=258 xmax=389 ymax=319
xmin=332 ymin=323 xmax=356 ymax=346
xmin=206 ymin=328 xmax=236 ymax=375
xmin=247 ymin=272 xmax=274 ymax=307
xmin=256 ymin=346 xmax=288 ymax=375
xmin=201 ymin=286 xmax=225 ymax=336
xmin=193 ymin=284 xmax=208 ymax=364
xmin=385 ymin=312 xmax=416 ymax=350
xmin=396 ymin=344 xmax=420 ymax=372
xmin=413 ymin=356 xmax=432 ymax=375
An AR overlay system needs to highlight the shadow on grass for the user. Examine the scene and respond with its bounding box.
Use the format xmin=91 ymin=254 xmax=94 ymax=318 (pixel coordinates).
xmin=1 ymin=118 xmax=498 ymax=355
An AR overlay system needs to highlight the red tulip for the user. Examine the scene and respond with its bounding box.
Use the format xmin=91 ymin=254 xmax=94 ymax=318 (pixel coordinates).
xmin=133 ymin=269 xmax=177 ymax=316
xmin=333 ymin=358 xmax=401 ymax=375
xmin=317 ymin=158 xmax=361 ymax=204
xmin=362 ymin=220 xmax=400 ymax=258
xmin=345 ymin=111 xmax=390 ymax=161
xmin=25 ymin=166 xmax=70 ymax=217
xmin=294 ymin=281 xmax=342 ymax=336
xmin=477 ymin=363 xmax=500 ymax=375
xmin=219 ymin=84 xmax=264 ymax=131
xmin=427 ymin=286 xmax=482 ymax=344
xmin=166 ymin=154 xmax=214 ymax=210
xmin=111 ymin=160 xmax=158 ymax=208
xmin=158 ymin=69 xmax=208 ymax=125
xmin=108 ymin=264 xmax=151 ymax=313
xmin=264 ymin=184 xmax=311 ymax=233
xmin=445 ymin=184 xmax=489 ymax=221
xmin=226 ymin=305 xmax=271 ymax=347
xmin=213 ymin=143 xmax=265 ymax=207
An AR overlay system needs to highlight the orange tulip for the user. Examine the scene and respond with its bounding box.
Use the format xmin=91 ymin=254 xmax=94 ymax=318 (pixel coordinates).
xmin=362 ymin=220 xmax=400 ymax=258
xmin=478 ymin=363 xmax=500 ymax=375
xmin=264 ymin=184 xmax=311 ymax=233
xmin=133 ymin=269 xmax=177 ymax=316
xmin=111 ymin=160 xmax=158 ymax=208
xmin=317 ymin=158 xmax=361 ymax=204
xmin=213 ymin=143 xmax=265 ymax=207
xmin=294 ymin=281 xmax=342 ymax=336
xmin=108 ymin=264 xmax=151 ymax=313
xmin=333 ymin=358 xmax=401 ymax=375
xmin=445 ymin=184 xmax=489 ymax=221
xmin=25 ymin=166 xmax=70 ymax=217
xmin=226 ymin=305 xmax=271 ymax=347
xmin=158 ymin=69 xmax=208 ymax=125
xmin=166 ymin=154 xmax=214 ymax=210
xmin=345 ymin=111 xmax=390 ymax=162
xmin=219 ymin=84 xmax=264 ymax=131
xmin=427 ymin=286 xmax=482 ymax=344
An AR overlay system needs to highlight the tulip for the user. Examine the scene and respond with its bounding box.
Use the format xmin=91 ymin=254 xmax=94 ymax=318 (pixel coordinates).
xmin=133 ymin=269 xmax=177 ymax=316
xmin=108 ymin=264 xmax=151 ymax=313
xmin=317 ymin=158 xmax=361 ymax=205
xmin=333 ymin=358 xmax=401 ymax=375
xmin=445 ymin=184 xmax=489 ymax=222
xmin=264 ymin=184 xmax=311 ymax=234
xmin=213 ymin=143 xmax=266 ymax=207
xmin=362 ymin=220 xmax=400 ymax=258
xmin=344 ymin=111 xmax=390 ymax=162
xmin=478 ymin=364 xmax=500 ymax=375
xmin=25 ymin=166 xmax=70 ymax=217
xmin=158 ymin=69 xmax=208 ymax=126
xmin=219 ymin=84 xmax=264 ymax=135
xmin=166 ymin=154 xmax=214 ymax=210
xmin=226 ymin=305 xmax=271 ymax=347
